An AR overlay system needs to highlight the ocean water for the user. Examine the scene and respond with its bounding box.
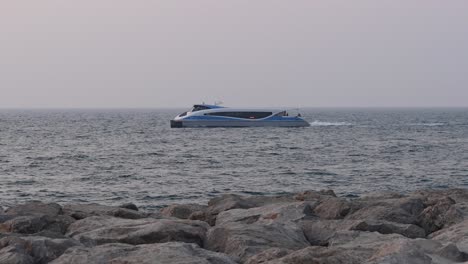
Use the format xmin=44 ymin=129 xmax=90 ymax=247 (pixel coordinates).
xmin=0 ymin=108 xmax=467 ymax=210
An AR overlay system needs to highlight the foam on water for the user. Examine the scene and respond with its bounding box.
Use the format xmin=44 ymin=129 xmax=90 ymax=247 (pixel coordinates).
xmin=309 ymin=121 xmax=353 ymax=126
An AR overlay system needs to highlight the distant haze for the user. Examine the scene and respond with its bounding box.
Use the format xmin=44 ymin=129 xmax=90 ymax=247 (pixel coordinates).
xmin=1 ymin=1 xmax=467 ymax=108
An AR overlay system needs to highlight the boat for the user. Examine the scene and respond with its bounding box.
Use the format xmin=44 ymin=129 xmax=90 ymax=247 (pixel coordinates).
xmin=170 ymin=104 xmax=310 ymax=128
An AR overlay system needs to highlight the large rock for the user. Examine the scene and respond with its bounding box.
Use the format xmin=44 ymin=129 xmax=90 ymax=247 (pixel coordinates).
xmin=301 ymin=218 xmax=425 ymax=247
xmin=0 ymin=235 xmax=81 ymax=264
xmin=215 ymin=202 xmax=315 ymax=226
xmin=345 ymin=197 xmax=425 ymax=225
xmin=62 ymin=203 xmax=147 ymax=220
xmin=0 ymin=215 xmax=74 ymax=235
xmin=202 ymin=194 xmax=297 ymax=225
xmin=244 ymin=248 xmax=292 ymax=264
xmin=4 ymin=202 xmax=62 ymax=217
xmin=0 ymin=202 xmax=75 ymax=235
xmin=160 ymin=204 xmax=208 ymax=219
xmin=430 ymin=219 xmax=468 ymax=254
xmin=67 ymin=216 xmax=210 ymax=247
xmin=50 ymin=242 xmax=236 ymax=264
xmin=350 ymin=219 xmax=426 ymax=238
xmin=417 ymin=196 xmax=463 ymax=235
xmin=205 ymin=221 xmax=309 ymax=262
xmin=313 ymin=197 xmax=357 ymax=220
xmin=366 ymin=239 xmax=468 ymax=264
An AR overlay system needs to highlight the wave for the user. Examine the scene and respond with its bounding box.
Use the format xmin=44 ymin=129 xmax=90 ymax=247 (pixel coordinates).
xmin=410 ymin=123 xmax=446 ymax=127
xmin=310 ymin=121 xmax=353 ymax=126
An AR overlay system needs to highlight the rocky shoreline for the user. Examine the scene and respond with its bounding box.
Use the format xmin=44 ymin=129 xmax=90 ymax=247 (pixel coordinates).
xmin=1 ymin=188 xmax=468 ymax=263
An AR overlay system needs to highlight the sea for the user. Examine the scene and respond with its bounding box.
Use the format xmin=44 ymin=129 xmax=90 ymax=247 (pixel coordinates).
xmin=0 ymin=108 xmax=467 ymax=210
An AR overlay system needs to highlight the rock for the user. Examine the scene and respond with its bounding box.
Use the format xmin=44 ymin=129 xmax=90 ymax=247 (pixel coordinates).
xmin=264 ymin=231 xmax=408 ymax=264
xmin=262 ymin=246 xmax=363 ymax=264
xmin=0 ymin=202 xmax=75 ymax=235
xmin=50 ymin=242 xmax=236 ymax=264
xmin=0 ymin=245 xmax=34 ymax=264
xmin=0 ymin=214 xmax=75 ymax=235
xmin=119 ymin=203 xmax=139 ymax=211
xmin=203 ymin=194 xmax=296 ymax=225
xmin=417 ymin=196 xmax=463 ymax=234
xmin=345 ymin=197 xmax=425 ymax=225
xmin=5 ymin=202 xmax=62 ymax=217
xmin=205 ymin=221 xmax=309 ymax=262
xmin=366 ymin=239 xmax=468 ymax=264
xmin=215 ymin=202 xmax=315 ymax=226
xmin=244 ymin=248 xmax=292 ymax=264
xmin=160 ymin=204 xmax=208 ymax=219
xmin=62 ymin=203 xmax=147 ymax=220
xmin=293 ymin=189 xmax=337 ymax=201
xmin=0 ymin=235 xmax=81 ymax=264
xmin=301 ymin=220 xmax=355 ymax=246
xmin=430 ymin=219 xmax=468 ymax=254
xmin=313 ymin=197 xmax=356 ymax=219
xmin=350 ymin=219 xmax=426 ymax=238
xmin=67 ymin=216 xmax=210 ymax=247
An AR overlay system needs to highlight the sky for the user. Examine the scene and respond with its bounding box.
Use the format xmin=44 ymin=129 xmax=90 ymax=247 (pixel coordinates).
xmin=1 ymin=1 xmax=467 ymax=108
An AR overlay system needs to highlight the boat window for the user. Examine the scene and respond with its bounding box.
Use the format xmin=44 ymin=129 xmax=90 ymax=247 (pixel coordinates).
xmin=192 ymin=105 xmax=211 ymax=112
xmin=178 ymin=111 xmax=188 ymax=117
xmin=205 ymin=112 xmax=272 ymax=119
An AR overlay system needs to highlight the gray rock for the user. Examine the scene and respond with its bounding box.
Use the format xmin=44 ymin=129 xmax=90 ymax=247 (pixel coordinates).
xmin=313 ymin=197 xmax=356 ymax=219
xmin=203 ymin=194 xmax=296 ymax=225
xmin=67 ymin=216 xmax=209 ymax=247
xmin=119 ymin=203 xmax=139 ymax=211
xmin=0 ymin=235 xmax=81 ymax=264
xmin=293 ymin=189 xmax=337 ymax=201
xmin=417 ymin=196 xmax=463 ymax=234
xmin=430 ymin=219 xmax=468 ymax=254
xmin=345 ymin=197 xmax=425 ymax=225
xmin=215 ymin=202 xmax=315 ymax=226
xmin=160 ymin=204 xmax=208 ymax=219
xmin=0 ymin=214 xmax=75 ymax=235
xmin=244 ymin=248 xmax=292 ymax=264
xmin=5 ymin=202 xmax=62 ymax=217
xmin=63 ymin=203 xmax=147 ymax=220
xmin=0 ymin=245 xmax=34 ymax=264
xmin=205 ymin=221 xmax=309 ymax=262
xmin=350 ymin=219 xmax=426 ymax=238
xmin=50 ymin=242 xmax=236 ymax=264
xmin=0 ymin=202 xmax=75 ymax=235
xmin=366 ymin=239 xmax=468 ymax=264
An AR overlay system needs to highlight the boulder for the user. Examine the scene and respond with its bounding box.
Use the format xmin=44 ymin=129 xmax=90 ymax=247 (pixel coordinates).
xmin=5 ymin=202 xmax=62 ymax=217
xmin=430 ymin=219 xmax=468 ymax=254
xmin=349 ymin=219 xmax=426 ymax=238
xmin=366 ymin=239 xmax=468 ymax=264
xmin=0 ymin=245 xmax=34 ymax=264
xmin=205 ymin=221 xmax=309 ymax=262
xmin=294 ymin=189 xmax=337 ymax=201
xmin=417 ymin=196 xmax=463 ymax=234
xmin=215 ymin=202 xmax=315 ymax=226
xmin=313 ymin=197 xmax=356 ymax=219
xmin=0 ymin=235 xmax=81 ymax=264
xmin=63 ymin=203 xmax=147 ymax=220
xmin=0 ymin=214 xmax=75 ymax=235
xmin=345 ymin=197 xmax=425 ymax=225
xmin=203 ymin=194 xmax=296 ymax=225
xmin=0 ymin=201 xmax=75 ymax=235
xmin=160 ymin=204 xmax=208 ymax=219
xmin=50 ymin=242 xmax=236 ymax=264
xmin=244 ymin=248 xmax=292 ymax=264
xmin=119 ymin=203 xmax=139 ymax=211
xmin=67 ymin=216 xmax=210 ymax=247
xmin=264 ymin=231 xmax=408 ymax=264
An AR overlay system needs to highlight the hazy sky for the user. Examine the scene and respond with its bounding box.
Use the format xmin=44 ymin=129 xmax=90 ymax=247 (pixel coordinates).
xmin=1 ymin=1 xmax=467 ymax=108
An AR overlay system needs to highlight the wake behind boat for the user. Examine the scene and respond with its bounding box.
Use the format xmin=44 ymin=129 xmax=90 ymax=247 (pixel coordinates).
xmin=170 ymin=104 xmax=310 ymax=128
